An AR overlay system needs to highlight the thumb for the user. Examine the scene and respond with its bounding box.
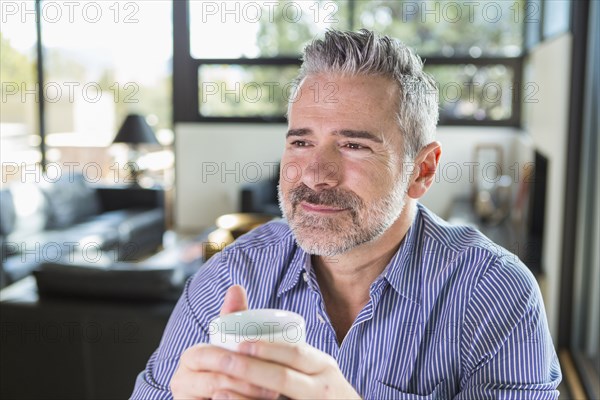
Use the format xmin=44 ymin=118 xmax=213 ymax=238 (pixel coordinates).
xmin=220 ymin=285 xmax=248 ymax=316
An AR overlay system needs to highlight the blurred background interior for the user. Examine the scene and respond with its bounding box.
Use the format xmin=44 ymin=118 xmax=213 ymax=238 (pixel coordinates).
xmin=0 ymin=0 xmax=598 ymax=398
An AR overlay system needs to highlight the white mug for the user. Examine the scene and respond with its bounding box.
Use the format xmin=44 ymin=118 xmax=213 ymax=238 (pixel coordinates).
xmin=209 ymin=309 xmax=306 ymax=352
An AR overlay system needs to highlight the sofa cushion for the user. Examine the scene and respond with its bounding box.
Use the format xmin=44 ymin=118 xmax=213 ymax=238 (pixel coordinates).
xmin=115 ymin=208 xmax=165 ymax=261
xmin=41 ymin=173 xmax=100 ymax=229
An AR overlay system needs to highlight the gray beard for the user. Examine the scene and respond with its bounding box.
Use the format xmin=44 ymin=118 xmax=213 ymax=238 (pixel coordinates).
xmin=278 ymin=179 xmax=409 ymax=257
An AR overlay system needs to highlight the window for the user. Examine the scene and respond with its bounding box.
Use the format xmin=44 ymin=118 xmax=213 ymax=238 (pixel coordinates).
xmin=1 ymin=6 xmax=41 ymax=183
xmin=190 ymin=1 xmax=349 ymax=58
xmin=41 ymin=0 xmax=173 ymax=143
xmin=568 ymin=1 xmax=599 ymax=396
xmin=425 ymin=63 xmax=516 ymax=123
xmin=39 ymin=0 xmax=173 ymax=183
xmin=354 ymin=1 xmax=523 ymax=57
xmin=542 ymin=0 xmax=571 ymax=40
xmin=175 ymin=0 xmax=526 ymax=125
xmin=198 ymin=64 xmax=301 ymax=117
xmin=1 ymin=0 xmax=173 ymax=185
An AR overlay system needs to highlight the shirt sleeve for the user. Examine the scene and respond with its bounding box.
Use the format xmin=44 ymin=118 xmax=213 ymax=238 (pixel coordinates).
xmin=455 ymin=256 xmax=562 ymax=400
xmin=130 ymin=252 xmax=231 ymax=399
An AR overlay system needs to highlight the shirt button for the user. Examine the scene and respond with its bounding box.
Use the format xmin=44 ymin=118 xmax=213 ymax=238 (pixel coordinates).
xmin=302 ymin=272 xmax=308 ymax=282
xmin=317 ymin=314 xmax=325 ymax=323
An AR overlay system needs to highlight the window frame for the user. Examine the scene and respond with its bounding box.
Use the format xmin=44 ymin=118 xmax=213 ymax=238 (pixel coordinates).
xmin=173 ymin=0 xmax=523 ymax=126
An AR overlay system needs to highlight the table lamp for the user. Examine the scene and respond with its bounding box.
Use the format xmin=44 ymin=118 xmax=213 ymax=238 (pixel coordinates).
xmin=113 ymin=114 xmax=160 ymax=186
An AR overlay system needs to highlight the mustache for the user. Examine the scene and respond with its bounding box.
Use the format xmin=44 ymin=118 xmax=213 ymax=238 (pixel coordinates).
xmin=288 ymin=184 xmax=364 ymax=211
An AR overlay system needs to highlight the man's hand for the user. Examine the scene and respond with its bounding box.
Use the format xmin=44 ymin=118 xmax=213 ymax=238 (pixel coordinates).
xmin=170 ymin=286 xmax=279 ymax=399
xmin=209 ymin=340 xmax=363 ymax=399
xmin=170 ymin=285 xmax=361 ymax=399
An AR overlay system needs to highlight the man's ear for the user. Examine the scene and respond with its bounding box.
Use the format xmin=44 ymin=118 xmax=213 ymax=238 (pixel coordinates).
xmin=407 ymin=141 xmax=442 ymax=199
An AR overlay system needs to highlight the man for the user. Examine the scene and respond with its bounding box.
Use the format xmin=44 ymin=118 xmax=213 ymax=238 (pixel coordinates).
xmin=132 ymin=29 xmax=561 ymax=399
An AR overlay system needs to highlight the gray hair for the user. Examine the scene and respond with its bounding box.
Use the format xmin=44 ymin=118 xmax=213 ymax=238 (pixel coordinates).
xmin=289 ymin=29 xmax=439 ymax=159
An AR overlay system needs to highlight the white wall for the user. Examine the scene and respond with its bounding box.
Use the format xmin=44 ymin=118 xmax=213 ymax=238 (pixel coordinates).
xmin=421 ymin=126 xmax=524 ymax=217
xmin=175 ymin=123 xmax=286 ymax=231
xmin=175 ymin=124 xmax=521 ymax=231
xmin=522 ymin=33 xmax=573 ymax=341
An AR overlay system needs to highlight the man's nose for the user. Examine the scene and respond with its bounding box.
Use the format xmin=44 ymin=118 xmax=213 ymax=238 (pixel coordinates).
xmin=302 ymin=148 xmax=341 ymax=191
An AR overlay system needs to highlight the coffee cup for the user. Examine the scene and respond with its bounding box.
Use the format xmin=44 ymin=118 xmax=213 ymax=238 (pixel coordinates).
xmin=209 ymin=309 xmax=306 ymax=352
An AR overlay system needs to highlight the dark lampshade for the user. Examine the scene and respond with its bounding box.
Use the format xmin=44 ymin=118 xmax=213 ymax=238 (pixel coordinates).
xmin=113 ymin=114 xmax=159 ymax=145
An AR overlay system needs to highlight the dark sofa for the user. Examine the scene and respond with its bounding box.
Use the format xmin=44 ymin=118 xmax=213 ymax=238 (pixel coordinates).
xmin=0 ymin=173 xmax=165 ymax=288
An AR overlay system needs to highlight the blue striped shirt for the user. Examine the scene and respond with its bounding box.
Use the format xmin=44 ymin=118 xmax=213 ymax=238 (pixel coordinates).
xmin=131 ymin=203 xmax=562 ymax=399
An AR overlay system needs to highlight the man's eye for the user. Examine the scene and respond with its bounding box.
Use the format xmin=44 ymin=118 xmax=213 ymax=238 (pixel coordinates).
xmin=291 ymin=140 xmax=308 ymax=147
xmin=344 ymin=143 xmax=367 ymax=150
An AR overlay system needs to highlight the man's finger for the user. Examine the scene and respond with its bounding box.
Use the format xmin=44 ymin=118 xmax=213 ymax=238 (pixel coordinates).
xmin=173 ymin=357 xmax=278 ymax=399
xmin=224 ymin=352 xmax=316 ymax=398
xmin=213 ymin=390 xmax=252 ymax=400
xmin=238 ymin=341 xmax=335 ymax=375
xmin=220 ymin=285 xmax=248 ymax=315
xmin=198 ymin=372 xmax=278 ymax=399
xmin=179 ymin=345 xmax=282 ymax=398
xmin=180 ymin=343 xmax=231 ymax=371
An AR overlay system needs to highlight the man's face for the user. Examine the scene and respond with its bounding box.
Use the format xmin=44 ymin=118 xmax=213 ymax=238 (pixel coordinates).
xmin=278 ymin=73 xmax=411 ymax=256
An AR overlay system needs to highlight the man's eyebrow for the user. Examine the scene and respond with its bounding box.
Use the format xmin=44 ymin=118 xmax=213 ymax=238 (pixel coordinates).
xmin=335 ymin=129 xmax=383 ymax=143
xmin=285 ymin=128 xmax=383 ymax=144
xmin=286 ymin=128 xmax=311 ymax=138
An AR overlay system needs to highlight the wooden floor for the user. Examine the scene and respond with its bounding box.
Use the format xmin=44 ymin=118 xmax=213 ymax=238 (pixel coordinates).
xmin=558 ymin=349 xmax=594 ymax=400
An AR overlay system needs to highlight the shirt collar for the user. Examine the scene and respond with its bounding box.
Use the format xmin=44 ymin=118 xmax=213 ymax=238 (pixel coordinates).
xmin=377 ymin=205 xmax=424 ymax=304
xmin=276 ymin=240 xmax=309 ymax=297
